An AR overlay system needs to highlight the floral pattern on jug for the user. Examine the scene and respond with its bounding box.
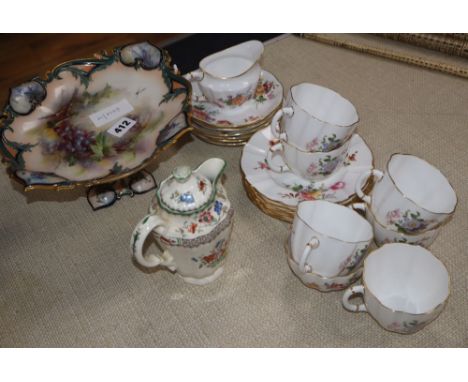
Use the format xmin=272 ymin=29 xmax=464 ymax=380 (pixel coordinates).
xmin=191 ymin=238 xmax=228 ymax=269
xmin=215 ymin=93 xmax=253 ymax=108
xmin=254 ymin=80 xmax=277 ymax=103
xmin=385 ymin=209 xmax=435 ymax=233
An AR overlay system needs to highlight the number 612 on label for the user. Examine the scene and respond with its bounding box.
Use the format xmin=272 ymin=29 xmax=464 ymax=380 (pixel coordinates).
xmin=107 ymin=117 xmax=137 ymax=138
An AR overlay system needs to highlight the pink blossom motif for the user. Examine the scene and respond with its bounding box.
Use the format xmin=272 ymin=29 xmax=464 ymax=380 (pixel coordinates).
xmin=306 ymin=163 xmax=318 ymax=175
xmin=255 ymin=160 xmax=270 ymax=170
xmin=268 ymin=139 xmax=280 ymax=147
xmin=388 ymin=209 xmax=400 ymax=219
xmin=330 ymin=181 xmax=345 ymax=190
xmin=305 ymin=138 xmax=319 ymax=151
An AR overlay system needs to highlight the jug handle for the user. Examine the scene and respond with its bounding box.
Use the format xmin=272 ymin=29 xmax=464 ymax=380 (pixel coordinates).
xmin=131 ymin=214 xmax=176 ymax=271
xmin=188 ymin=69 xmax=204 ymax=82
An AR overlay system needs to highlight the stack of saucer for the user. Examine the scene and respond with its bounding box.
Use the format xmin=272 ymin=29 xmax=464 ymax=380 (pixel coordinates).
xmin=183 ymin=40 xmax=283 ymax=146
xmin=241 ymin=83 xmax=374 ymax=222
xmin=187 ymin=70 xmax=283 ymax=146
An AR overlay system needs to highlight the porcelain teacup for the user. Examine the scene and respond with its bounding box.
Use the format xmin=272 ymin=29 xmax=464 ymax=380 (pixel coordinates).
xmin=355 ymin=153 xmax=457 ymax=233
xmin=266 ymin=134 xmax=352 ymax=181
xmin=351 ymin=203 xmax=441 ymax=248
xmin=271 ymin=83 xmax=358 ymax=152
xmin=290 ymin=200 xmax=373 ymax=278
xmin=188 ymin=40 xmax=264 ymax=108
xmin=287 ymin=251 xmax=364 ymax=292
xmin=342 ymin=243 xmax=449 ymax=334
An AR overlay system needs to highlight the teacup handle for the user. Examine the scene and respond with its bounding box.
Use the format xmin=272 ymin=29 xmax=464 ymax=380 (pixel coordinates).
xmin=299 ymin=237 xmax=320 ymax=273
xmin=348 ymin=202 xmax=367 ymax=214
xmin=265 ymin=142 xmax=292 ymax=174
xmin=355 ymin=169 xmax=384 ymax=204
xmin=270 ymin=106 xmax=294 ymax=139
xmin=342 ymin=285 xmax=367 ymax=312
xmin=131 ymin=214 xmax=177 ymax=270
xmin=188 ymin=69 xmax=204 ymax=82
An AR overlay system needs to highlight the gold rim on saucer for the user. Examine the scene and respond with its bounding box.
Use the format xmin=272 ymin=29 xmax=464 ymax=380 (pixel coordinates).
xmin=190 ymin=102 xmax=282 ymax=131
xmin=190 ymin=115 xmax=274 ymax=147
xmin=241 ymin=167 xmax=374 ymax=223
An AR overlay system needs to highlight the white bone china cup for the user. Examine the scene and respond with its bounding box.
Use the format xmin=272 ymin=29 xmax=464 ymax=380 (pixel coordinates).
xmin=271 ymin=83 xmax=359 ymax=152
xmin=266 ymin=134 xmax=351 ymax=181
xmin=188 ymin=40 xmax=264 ymax=108
xmin=290 ymin=200 xmax=373 ymax=278
xmin=351 ymin=203 xmax=440 ymax=248
xmin=342 ymin=243 xmax=449 ymax=334
xmin=355 ymin=154 xmax=457 ymax=233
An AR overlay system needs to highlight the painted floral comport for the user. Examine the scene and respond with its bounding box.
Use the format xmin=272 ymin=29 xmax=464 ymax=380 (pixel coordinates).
xmin=0 ymin=41 xmax=190 ymax=190
xmin=131 ymin=158 xmax=234 ymax=285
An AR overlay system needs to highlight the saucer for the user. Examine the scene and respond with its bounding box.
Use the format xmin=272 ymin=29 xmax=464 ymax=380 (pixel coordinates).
xmin=191 ymin=118 xmax=271 ymax=146
xmin=241 ymin=126 xmax=374 ymax=216
xmin=241 ymin=127 xmax=374 ymax=206
xmin=186 ymin=70 xmax=283 ymax=129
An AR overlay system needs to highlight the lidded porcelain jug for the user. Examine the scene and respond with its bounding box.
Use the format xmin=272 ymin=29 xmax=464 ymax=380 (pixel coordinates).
xmin=131 ymin=158 xmax=234 ymax=285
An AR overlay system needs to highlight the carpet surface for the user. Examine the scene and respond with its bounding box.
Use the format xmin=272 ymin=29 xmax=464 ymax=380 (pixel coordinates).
xmin=0 ymin=35 xmax=466 ymax=347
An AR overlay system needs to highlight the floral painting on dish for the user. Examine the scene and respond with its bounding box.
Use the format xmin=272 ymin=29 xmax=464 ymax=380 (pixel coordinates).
xmin=0 ymin=42 xmax=190 ymax=189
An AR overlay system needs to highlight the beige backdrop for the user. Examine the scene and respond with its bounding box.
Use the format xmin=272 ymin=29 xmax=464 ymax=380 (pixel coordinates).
xmin=0 ymin=35 xmax=467 ymax=347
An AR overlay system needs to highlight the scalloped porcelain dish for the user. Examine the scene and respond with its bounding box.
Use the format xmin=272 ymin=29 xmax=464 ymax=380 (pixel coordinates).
xmin=0 ymin=41 xmax=191 ymax=190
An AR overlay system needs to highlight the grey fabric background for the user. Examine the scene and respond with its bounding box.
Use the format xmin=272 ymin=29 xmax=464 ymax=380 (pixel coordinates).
xmin=0 ymin=35 xmax=466 ymax=347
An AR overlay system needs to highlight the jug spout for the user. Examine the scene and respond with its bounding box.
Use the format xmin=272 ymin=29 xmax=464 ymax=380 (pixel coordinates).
xmin=235 ymin=40 xmax=264 ymax=63
xmin=196 ymin=158 xmax=226 ymax=185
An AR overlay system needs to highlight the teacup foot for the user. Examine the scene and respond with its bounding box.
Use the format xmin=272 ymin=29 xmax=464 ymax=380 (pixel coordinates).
xmin=179 ymin=267 xmax=224 ymax=285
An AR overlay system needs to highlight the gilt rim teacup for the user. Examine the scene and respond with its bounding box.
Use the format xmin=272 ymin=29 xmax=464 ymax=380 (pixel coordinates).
xmin=271 ymin=83 xmax=359 ymax=152
xmin=290 ymin=200 xmax=373 ymax=278
xmin=355 ymin=153 xmax=457 ymax=233
xmin=342 ymin=243 xmax=449 ymax=334
xmin=351 ymin=203 xmax=441 ymax=248
xmin=266 ymin=133 xmax=352 ymax=182
xmin=286 ymin=247 xmax=364 ymax=292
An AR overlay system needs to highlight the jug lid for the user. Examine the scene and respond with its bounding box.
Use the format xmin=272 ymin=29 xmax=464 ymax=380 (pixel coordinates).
xmin=158 ymin=165 xmax=214 ymax=214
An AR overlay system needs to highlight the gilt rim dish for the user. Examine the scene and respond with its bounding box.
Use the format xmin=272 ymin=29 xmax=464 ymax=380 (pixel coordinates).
xmin=0 ymin=41 xmax=191 ymax=191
